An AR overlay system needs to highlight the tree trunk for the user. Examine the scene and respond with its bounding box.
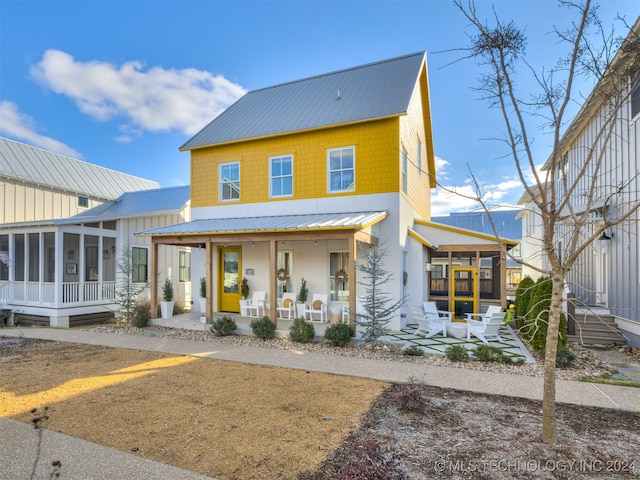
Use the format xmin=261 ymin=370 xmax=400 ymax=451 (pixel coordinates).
xmin=541 ymin=276 xmax=564 ymax=444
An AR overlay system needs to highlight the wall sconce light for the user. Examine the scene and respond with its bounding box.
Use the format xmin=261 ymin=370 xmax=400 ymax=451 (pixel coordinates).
xmin=111 ymin=245 xmax=116 ymax=253
xmin=314 ymin=240 xmax=318 ymax=246
xmin=67 ymin=249 xmax=74 ymax=260
xmin=281 ymin=241 xmax=285 ymax=246
xmin=598 ymin=230 xmax=614 ymax=242
xmin=425 ymin=262 xmax=432 ymax=272
xmin=252 ymin=242 xmax=255 ymax=247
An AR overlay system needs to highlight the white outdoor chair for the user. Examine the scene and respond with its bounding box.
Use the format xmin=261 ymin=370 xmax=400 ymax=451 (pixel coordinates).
xmin=423 ymin=301 xmax=453 ymax=322
xmin=465 ymin=305 xmax=502 ymax=324
xmin=411 ymin=307 xmax=447 ymax=338
xmin=466 ymin=311 xmax=506 ymax=344
xmin=245 ymin=291 xmax=267 ymax=317
xmin=277 ymin=292 xmax=297 ymax=319
xmin=305 ymin=294 xmax=328 ymax=322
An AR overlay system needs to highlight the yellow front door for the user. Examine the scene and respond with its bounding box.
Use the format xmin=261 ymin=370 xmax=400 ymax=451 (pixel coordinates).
xmin=451 ymin=267 xmax=477 ymax=319
xmin=218 ymin=246 xmax=242 ymax=312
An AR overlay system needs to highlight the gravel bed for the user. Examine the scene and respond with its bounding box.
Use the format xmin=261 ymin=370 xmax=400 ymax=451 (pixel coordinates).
xmin=85 ymin=324 xmax=615 ymax=381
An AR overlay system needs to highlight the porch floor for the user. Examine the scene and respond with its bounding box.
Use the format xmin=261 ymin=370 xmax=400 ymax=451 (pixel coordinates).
xmin=150 ymin=311 xmax=535 ymax=363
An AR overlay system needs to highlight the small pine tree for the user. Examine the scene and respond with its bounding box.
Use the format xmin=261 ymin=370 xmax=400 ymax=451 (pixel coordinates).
xmin=115 ymin=245 xmax=148 ymax=323
xmin=298 ymin=277 xmax=308 ymax=303
xmin=355 ymin=244 xmax=404 ymax=350
xmin=515 ymin=276 xmax=535 ymax=319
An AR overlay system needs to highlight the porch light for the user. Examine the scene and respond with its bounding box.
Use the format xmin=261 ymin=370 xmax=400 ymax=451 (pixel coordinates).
xmin=598 ymin=230 xmax=613 ymax=242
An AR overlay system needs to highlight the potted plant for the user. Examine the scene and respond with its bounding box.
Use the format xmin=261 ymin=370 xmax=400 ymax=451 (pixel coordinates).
xmin=199 ymin=277 xmax=206 ymax=313
xmin=296 ymin=277 xmax=309 ymax=318
xmin=160 ymin=278 xmax=175 ymax=319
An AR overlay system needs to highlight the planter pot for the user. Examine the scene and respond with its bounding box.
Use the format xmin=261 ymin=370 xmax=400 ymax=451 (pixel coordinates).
xmin=295 ymin=302 xmax=307 ymax=319
xmin=160 ymin=301 xmax=174 ymax=319
xmin=198 ymin=298 xmax=206 ymax=313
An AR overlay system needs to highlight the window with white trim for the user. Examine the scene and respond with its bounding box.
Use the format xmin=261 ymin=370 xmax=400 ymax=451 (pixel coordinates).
xmin=132 ymin=247 xmax=148 ymax=283
xmin=219 ymin=162 xmax=240 ymax=201
xmin=632 ymin=75 xmax=640 ymax=119
xmin=179 ymin=251 xmax=191 ymax=282
xmin=329 ymin=252 xmax=349 ymax=301
xmin=328 ymin=147 xmax=355 ymax=193
xmin=270 ymin=155 xmax=293 ymax=197
xmin=401 ymin=147 xmax=408 ymax=194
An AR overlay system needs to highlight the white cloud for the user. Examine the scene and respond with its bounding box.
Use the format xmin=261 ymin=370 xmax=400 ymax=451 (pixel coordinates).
xmin=30 ymin=50 xmax=247 ymax=136
xmin=0 ymin=101 xmax=82 ymax=158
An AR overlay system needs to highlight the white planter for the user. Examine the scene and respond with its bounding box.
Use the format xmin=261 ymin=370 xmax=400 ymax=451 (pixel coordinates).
xmin=198 ymin=298 xmax=206 ymax=313
xmin=160 ymin=301 xmax=174 ymax=319
xmin=296 ymin=302 xmax=307 ymax=319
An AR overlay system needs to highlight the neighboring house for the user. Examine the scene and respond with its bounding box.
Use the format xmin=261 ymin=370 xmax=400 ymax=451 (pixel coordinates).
xmin=0 ymin=137 xmax=159 ymax=223
xmin=139 ymin=53 xmax=517 ymax=328
xmin=0 ymin=137 xmax=190 ymax=326
xmin=526 ymin=19 xmax=640 ymax=347
xmin=517 ymin=186 xmax=550 ymax=282
xmin=431 ymin=210 xmax=522 ymax=300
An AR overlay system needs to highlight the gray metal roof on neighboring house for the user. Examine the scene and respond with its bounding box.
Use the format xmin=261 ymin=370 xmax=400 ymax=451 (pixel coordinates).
xmin=181 ymin=52 xmax=426 ymax=150
xmin=137 ymin=211 xmax=387 ymax=236
xmin=0 ymin=137 xmax=159 ymax=199
xmin=57 ymin=186 xmax=190 ymax=224
xmin=432 ymin=210 xmax=522 ymax=240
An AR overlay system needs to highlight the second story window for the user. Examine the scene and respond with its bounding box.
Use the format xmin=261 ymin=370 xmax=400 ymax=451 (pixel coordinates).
xmin=632 ymin=75 xmax=640 ymax=119
xmin=220 ymin=162 xmax=240 ymax=201
xmin=328 ymin=147 xmax=355 ymax=193
xmin=270 ymin=155 xmax=293 ymax=197
xmin=78 ymin=196 xmax=89 ymax=208
xmin=401 ymin=148 xmax=408 ymax=194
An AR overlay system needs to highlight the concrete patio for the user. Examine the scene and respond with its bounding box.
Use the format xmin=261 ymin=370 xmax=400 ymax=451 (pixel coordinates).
xmin=151 ymin=310 xmax=535 ymax=363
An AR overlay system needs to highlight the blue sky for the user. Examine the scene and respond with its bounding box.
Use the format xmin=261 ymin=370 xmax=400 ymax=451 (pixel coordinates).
xmin=1 ymin=0 xmax=637 ymax=215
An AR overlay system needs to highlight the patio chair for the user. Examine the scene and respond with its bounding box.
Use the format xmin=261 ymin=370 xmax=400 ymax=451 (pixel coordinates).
xmin=423 ymin=301 xmax=453 ymax=321
xmin=466 ymin=311 xmax=506 ymax=344
xmin=245 ymin=291 xmax=267 ymax=317
xmin=465 ymin=305 xmax=502 ymax=324
xmin=305 ymin=294 xmax=328 ymax=322
xmin=411 ymin=307 xmax=447 ymax=338
xmin=277 ymin=292 xmax=297 ymax=320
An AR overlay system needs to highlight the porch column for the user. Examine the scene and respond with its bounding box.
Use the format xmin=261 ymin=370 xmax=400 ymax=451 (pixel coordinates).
xmin=269 ymin=240 xmax=277 ymax=326
xmin=55 ymin=231 xmax=62 ymax=307
xmin=205 ymin=241 xmax=213 ymax=319
xmin=150 ymin=241 xmax=159 ymax=319
xmin=348 ymin=235 xmax=357 ymax=330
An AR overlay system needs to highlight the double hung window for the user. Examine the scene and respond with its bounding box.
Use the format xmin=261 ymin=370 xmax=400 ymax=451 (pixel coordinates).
xmin=220 ymin=162 xmax=240 ymax=201
xmin=270 ymin=155 xmax=293 ymax=197
xmin=328 ymin=147 xmax=355 ymax=193
xmin=132 ymin=247 xmax=148 ymax=283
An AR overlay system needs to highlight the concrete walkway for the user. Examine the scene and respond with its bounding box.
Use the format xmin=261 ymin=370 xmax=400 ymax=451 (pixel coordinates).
xmin=1 ymin=327 xmax=639 ymax=479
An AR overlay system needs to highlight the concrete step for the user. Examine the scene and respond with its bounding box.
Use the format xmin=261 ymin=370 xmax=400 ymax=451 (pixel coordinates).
xmin=569 ymin=314 xmax=627 ymax=345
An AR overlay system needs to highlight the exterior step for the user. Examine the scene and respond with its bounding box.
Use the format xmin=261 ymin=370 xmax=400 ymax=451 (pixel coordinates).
xmin=569 ymin=313 xmax=627 ymax=345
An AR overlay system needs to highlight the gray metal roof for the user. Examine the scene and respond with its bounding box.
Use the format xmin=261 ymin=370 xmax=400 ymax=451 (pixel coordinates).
xmin=0 ymin=137 xmax=159 ymax=199
xmin=181 ymin=52 xmax=426 ymax=150
xmin=137 ymin=211 xmax=387 ymax=236
xmin=57 ymin=186 xmax=190 ymax=224
xmin=431 ymin=210 xmax=522 ymax=240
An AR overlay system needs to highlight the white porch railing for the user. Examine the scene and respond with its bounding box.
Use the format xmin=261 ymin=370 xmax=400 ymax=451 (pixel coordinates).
xmin=2 ymin=280 xmax=117 ymax=306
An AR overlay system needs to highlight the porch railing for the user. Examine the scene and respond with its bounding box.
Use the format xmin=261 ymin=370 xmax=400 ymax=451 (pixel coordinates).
xmin=3 ymin=281 xmax=117 ymax=306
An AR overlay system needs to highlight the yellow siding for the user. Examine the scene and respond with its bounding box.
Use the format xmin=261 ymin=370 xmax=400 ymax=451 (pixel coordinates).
xmin=400 ymin=77 xmax=432 ymax=219
xmin=191 ymin=118 xmax=401 ymax=207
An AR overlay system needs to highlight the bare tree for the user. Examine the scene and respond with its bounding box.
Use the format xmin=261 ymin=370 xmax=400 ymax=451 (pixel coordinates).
xmin=452 ymin=0 xmax=640 ymax=444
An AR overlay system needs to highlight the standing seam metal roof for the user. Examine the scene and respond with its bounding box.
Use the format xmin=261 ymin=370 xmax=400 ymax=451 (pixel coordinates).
xmin=180 ymin=52 xmax=426 ymax=150
xmin=55 ymin=186 xmax=191 ymax=224
xmin=0 ymin=137 xmax=159 ymax=199
xmin=136 ymin=211 xmax=387 ymax=236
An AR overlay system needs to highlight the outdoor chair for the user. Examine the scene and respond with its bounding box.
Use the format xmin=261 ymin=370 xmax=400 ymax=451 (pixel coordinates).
xmin=465 ymin=305 xmax=502 ymax=324
xmin=305 ymin=294 xmax=328 ymax=322
xmin=411 ymin=307 xmax=447 ymax=338
xmin=422 ymin=301 xmax=453 ymax=321
xmin=245 ymin=291 xmax=267 ymax=317
xmin=277 ymin=292 xmax=297 ymax=320
xmin=466 ymin=311 xmax=506 ymax=344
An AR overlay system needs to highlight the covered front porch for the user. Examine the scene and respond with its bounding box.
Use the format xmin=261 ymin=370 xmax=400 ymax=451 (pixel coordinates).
xmin=139 ymin=211 xmax=387 ymax=330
